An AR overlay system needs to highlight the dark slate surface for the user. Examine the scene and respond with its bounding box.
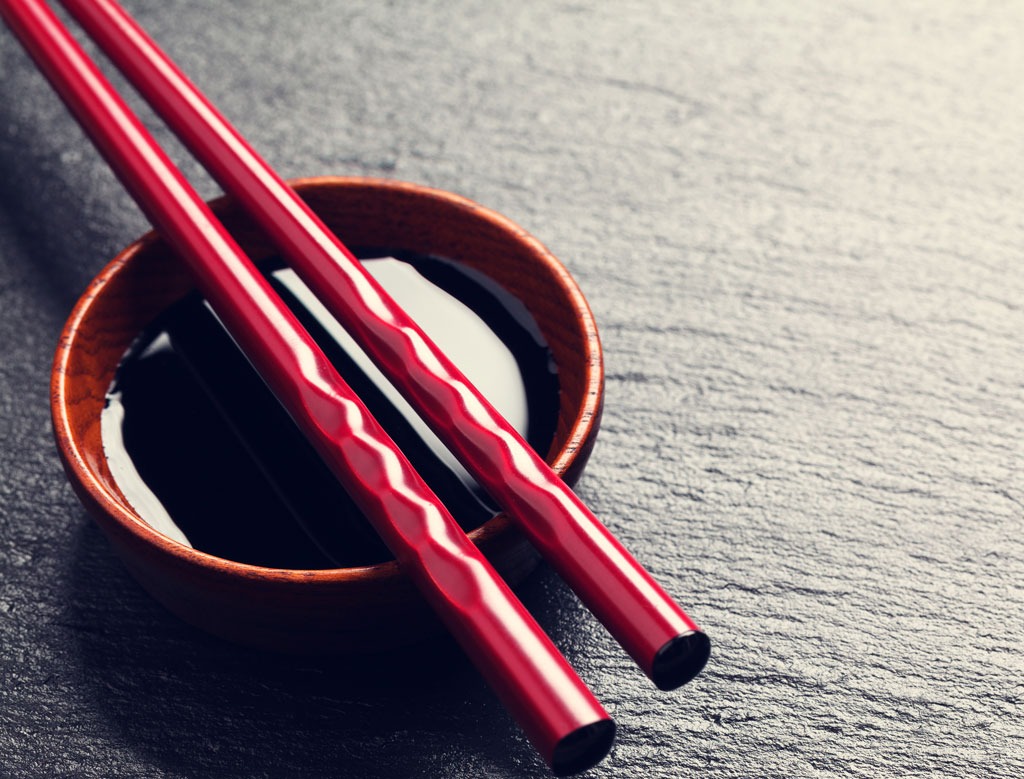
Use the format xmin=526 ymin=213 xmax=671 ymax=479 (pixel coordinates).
xmin=2 ymin=1 xmax=1023 ymax=777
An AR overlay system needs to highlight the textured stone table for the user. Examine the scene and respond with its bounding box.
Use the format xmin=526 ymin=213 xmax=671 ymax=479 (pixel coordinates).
xmin=1 ymin=2 xmax=1022 ymax=777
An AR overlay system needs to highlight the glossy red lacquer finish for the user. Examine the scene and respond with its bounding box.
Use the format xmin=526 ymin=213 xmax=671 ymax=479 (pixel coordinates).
xmin=0 ymin=0 xmax=613 ymax=769
xmin=60 ymin=0 xmax=709 ymax=689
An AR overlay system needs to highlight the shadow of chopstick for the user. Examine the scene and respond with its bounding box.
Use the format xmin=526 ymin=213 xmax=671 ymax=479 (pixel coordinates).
xmin=66 ymin=519 xmax=580 ymax=779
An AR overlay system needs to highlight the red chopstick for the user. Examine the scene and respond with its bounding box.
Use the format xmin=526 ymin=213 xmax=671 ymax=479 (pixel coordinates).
xmin=0 ymin=0 xmax=614 ymax=772
xmin=59 ymin=0 xmax=711 ymax=689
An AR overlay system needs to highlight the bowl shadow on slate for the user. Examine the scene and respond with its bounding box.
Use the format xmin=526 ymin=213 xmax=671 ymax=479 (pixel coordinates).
xmin=67 ymin=517 xmax=599 ymax=778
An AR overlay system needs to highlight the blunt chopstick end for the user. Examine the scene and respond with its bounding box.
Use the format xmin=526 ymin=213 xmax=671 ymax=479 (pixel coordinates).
xmin=549 ymin=718 xmax=616 ymax=776
xmin=650 ymin=630 xmax=711 ymax=692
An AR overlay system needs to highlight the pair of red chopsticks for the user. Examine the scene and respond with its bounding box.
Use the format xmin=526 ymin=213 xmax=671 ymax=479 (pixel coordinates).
xmin=0 ymin=0 xmax=710 ymax=773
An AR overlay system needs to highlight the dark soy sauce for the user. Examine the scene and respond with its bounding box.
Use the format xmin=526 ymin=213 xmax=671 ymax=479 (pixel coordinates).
xmin=102 ymin=252 xmax=559 ymax=569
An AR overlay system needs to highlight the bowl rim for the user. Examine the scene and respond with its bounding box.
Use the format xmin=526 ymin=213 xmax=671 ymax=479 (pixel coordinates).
xmin=51 ymin=175 xmax=603 ymax=586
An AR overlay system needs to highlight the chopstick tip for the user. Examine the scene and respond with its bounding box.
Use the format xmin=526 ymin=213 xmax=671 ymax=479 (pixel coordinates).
xmin=549 ymin=717 xmax=616 ymax=776
xmin=650 ymin=629 xmax=711 ymax=692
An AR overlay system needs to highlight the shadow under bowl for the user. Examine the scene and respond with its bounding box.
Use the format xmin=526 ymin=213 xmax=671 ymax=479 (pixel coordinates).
xmin=51 ymin=176 xmax=604 ymax=653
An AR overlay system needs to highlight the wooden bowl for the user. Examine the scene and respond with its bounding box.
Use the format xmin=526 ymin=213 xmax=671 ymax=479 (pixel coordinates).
xmin=51 ymin=177 xmax=604 ymax=653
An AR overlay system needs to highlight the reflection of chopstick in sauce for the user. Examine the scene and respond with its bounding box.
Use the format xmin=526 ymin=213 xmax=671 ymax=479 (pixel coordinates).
xmin=102 ymin=254 xmax=557 ymax=570
xmin=0 ymin=0 xmax=613 ymax=772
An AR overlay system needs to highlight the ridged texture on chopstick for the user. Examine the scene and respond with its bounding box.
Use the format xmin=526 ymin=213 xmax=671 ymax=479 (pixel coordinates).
xmin=0 ymin=0 xmax=614 ymax=769
xmin=59 ymin=0 xmax=710 ymax=688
